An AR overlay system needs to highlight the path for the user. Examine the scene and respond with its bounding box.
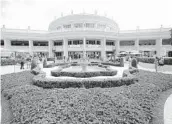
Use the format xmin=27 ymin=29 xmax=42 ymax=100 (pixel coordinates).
xmin=151 ymin=89 xmax=172 ymax=124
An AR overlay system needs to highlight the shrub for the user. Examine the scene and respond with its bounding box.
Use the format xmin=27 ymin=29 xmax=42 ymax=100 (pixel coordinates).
xmin=5 ymin=87 xmax=148 ymax=124
xmin=101 ymin=62 xmax=120 ymax=66
xmin=33 ymin=75 xmax=137 ymax=89
xmin=31 ymin=66 xmax=41 ymax=75
xmin=51 ymin=70 xmax=117 ymax=78
xmin=1 ymin=71 xmax=34 ymax=92
xmin=131 ymin=58 xmax=138 ymax=68
xmin=120 ymin=83 xmax=161 ymax=121
xmin=135 ymin=70 xmax=172 ymax=91
xmin=164 ymin=57 xmax=172 ymax=65
xmin=31 ymin=59 xmax=37 ymax=70
xmin=137 ymin=57 xmax=155 ymax=64
xmin=47 ymin=57 xmax=55 ymax=61
xmin=0 ymin=58 xmax=22 ymax=66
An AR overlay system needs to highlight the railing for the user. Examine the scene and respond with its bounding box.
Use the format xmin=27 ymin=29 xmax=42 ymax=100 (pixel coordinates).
xmin=86 ymin=45 xmax=101 ymax=48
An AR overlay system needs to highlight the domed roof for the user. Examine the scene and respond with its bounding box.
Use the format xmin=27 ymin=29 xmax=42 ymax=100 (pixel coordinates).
xmin=48 ymin=13 xmax=119 ymax=32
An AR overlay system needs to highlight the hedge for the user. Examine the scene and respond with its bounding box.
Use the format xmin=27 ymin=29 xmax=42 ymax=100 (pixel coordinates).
xmin=138 ymin=57 xmax=172 ymax=65
xmin=137 ymin=57 xmax=155 ymax=64
xmin=33 ymin=75 xmax=137 ymax=89
xmin=1 ymin=71 xmax=34 ymax=92
xmin=2 ymin=69 xmax=172 ymax=123
xmin=164 ymin=57 xmax=172 ymax=65
xmin=0 ymin=58 xmax=22 ymax=66
xmin=51 ymin=70 xmax=117 ymax=78
xmin=47 ymin=57 xmax=55 ymax=61
xmin=101 ymin=62 xmax=120 ymax=66
xmin=3 ymin=87 xmax=148 ymax=124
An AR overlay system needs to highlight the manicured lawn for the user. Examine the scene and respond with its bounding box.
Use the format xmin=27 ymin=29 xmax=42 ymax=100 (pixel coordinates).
xmin=1 ymin=69 xmax=172 ymax=123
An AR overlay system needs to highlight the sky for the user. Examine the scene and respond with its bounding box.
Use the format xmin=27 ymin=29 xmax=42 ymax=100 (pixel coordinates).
xmin=1 ymin=0 xmax=172 ymax=31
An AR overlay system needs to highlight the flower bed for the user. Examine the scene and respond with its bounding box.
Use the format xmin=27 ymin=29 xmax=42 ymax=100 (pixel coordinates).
xmin=51 ymin=70 xmax=117 ymax=78
xmin=33 ymin=75 xmax=137 ymax=89
xmin=3 ymin=86 xmax=147 ymax=124
xmin=1 ymin=71 xmax=34 ymax=92
xmin=2 ymin=69 xmax=172 ymax=124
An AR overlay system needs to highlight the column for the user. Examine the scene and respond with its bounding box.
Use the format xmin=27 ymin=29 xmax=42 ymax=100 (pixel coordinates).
xmin=4 ymin=39 xmax=10 ymax=49
xmin=63 ymin=38 xmax=68 ymax=59
xmin=156 ymin=38 xmax=162 ymax=57
xmin=115 ymin=40 xmax=120 ymax=54
xmin=135 ymin=39 xmax=139 ymax=51
xmin=101 ymin=38 xmax=106 ymax=61
xmin=29 ymin=40 xmax=33 ymax=55
xmin=48 ymin=40 xmax=53 ymax=57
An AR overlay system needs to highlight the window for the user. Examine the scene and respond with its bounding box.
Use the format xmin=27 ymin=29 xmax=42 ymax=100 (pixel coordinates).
xmin=63 ymin=24 xmax=71 ymax=29
xmin=85 ymin=23 xmax=95 ymax=28
xmin=97 ymin=40 xmax=100 ymax=45
xmin=162 ymin=39 xmax=172 ymax=45
xmin=54 ymin=40 xmax=63 ymax=46
xmin=68 ymin=40 xmax=83 ymax=45
xmin=139 ymin=40 xmax=156 ymax=46
xmin=120 ymin=40 xmax=135 ymax=46
xmin=11 ymin=40 xmax=29 ymax=46
xmin=68 ymin=40 xmax=72 ymax=45
xmin=106 ymin=40 xmax=115 ymax=46
xmin=74 ymin=23 xmax=83 ymax=28
xmin=97 ymin=24 xmax=106 ymax=29
xmin=33 ymin=41 xmax=48 ymax=46
xmin=1 ymin=40 xmax=4 ymax=46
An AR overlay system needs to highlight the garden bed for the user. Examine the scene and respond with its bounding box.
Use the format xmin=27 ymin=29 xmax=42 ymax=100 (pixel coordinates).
xmin=1 ymin=69 xmax=172 ymax=124
xmin=51 ymin=70 xmax=117 ymax=78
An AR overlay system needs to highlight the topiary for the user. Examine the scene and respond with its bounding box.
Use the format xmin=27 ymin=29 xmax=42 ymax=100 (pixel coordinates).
xmin=31 ymin=58 xmax=37 ymax=70
xmin=131 ymin=58 xmax=138 ymax=68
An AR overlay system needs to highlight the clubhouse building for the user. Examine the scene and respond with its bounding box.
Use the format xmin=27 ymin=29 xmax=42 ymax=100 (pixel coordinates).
xmin=1 ymin=13 xmax=172 ymax=60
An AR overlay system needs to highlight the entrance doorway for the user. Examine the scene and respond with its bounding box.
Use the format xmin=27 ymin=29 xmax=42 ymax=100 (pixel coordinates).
xmin=168 ymin=51 xmax=172 ymax=57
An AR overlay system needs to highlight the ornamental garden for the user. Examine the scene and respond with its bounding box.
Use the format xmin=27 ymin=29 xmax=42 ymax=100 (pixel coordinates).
xmin=1 ymin=56 xmax=172 ymax=124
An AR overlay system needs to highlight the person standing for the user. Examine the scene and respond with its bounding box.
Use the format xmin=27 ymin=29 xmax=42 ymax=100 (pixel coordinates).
xmin=20 ymin=58 xmax=25 ymax=69
xmin=154 ymin=57 xmax=159 ymax=72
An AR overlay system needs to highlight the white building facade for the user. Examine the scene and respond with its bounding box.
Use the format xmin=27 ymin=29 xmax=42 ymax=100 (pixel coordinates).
xmin=1 ymin=14 xmax=172 ymax=59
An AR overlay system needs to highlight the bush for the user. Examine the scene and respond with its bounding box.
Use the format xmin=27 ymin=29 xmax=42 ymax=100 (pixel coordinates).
xmin=33 ymin=75 xmax=137 ymax=89
xmin=1 ymin=71 xmax=34 ymax=92
xmin=120 ymin=83 xmax=161 ymax=122
xmin=0 ymin=58 xmax=22 ymax=66
xmin=4 ymin=87 xmax=148 ymax=124
xmin=164 ymin=57 xmax=172 ymax=65
xmin=31 ymin=59 xmax=37 ymax=70
xmin=31 ymin=66 xmax=41 ymax=75
xmin=47 ymin=57 xmax=55 ymax=61
xmin=51 ymin=70 xmax=117 ymax=78
xmin=101 ymin=62 xmax=120 ymax=66
xmin=135 ymin=70 xmax=172 ymax=91
xmin=131 ymin=58 xmax=138 ymax=68
xmin=137 ymin=57 xmax=155 ymax=64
